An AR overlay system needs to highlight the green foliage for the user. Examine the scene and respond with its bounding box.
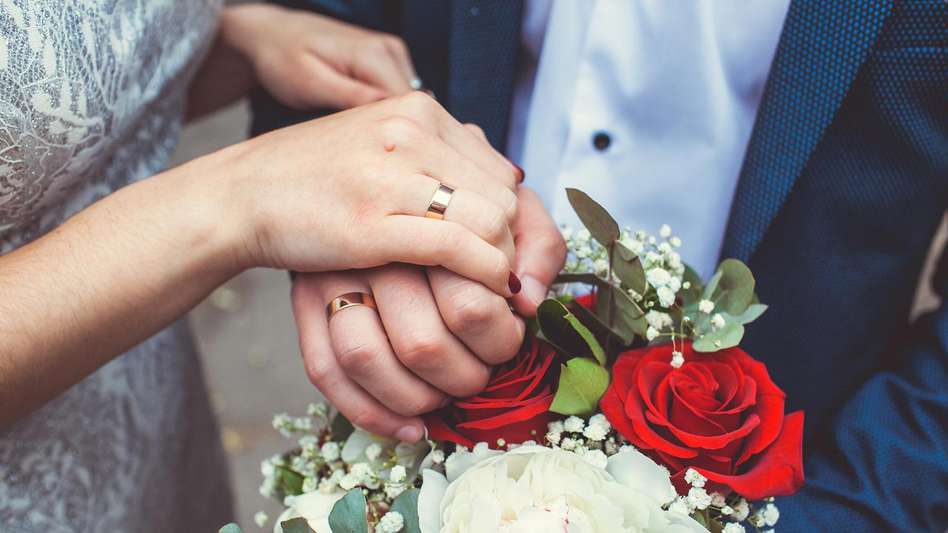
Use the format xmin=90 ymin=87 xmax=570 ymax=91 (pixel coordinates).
xmin=328 ymin=489 xmax=368 ymax=533
xmin=331 ymin=412 xmax=355 ymax=441
xmin=705 ymin=259 xmax=756 ymax=315
xmin=549 ymin=357 xmax=610 ymax=416
xmin=693 ymin=321 xmax=745 ymax=352
xmin=728 ymin=303 xmax=768 ymax=324
xmin=566 ymin=188 xmax=619 ymax=245
xmin=596 ymin=285 xmax=647 ymax=341
xmin=218 ymin=524 xmax=242 ymax=533
xmin=391 ymin=488 xmax=422 ymax=533
xmin=612 ymin=245 xmax=646 ymax=291
xmin=537 ymin=299 xmax=606 ymax=365
xmin=280 ymin=518 xmax=316 ymax=533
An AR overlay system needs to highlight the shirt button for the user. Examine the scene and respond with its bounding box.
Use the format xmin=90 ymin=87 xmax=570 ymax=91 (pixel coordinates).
xmin=592 ymin=131 xmax=611 ymax=151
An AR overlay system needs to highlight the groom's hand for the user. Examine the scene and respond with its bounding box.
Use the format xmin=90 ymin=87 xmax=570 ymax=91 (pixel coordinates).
xmin=291 ymin=187 xmax=565 ymax=441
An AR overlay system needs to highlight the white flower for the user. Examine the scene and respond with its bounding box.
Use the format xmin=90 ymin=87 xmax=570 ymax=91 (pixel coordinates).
xmin=762 ymin=503 xmax=780 ymax=526
xmin=646 ymin=267 xmax=672 ymax=288
xmin=732 ymin=498 xmax=750 ymax=522
xmin=657 ymin=286 xmax=676 ymax=307
xmin=670 ymin=236 xmax=682 ymax=248
xmin=711 ymin=313 xmax=726 ymax=330
xmin=583 ymin=422 xmax=609 ymax=441
xmin=668 ymin=497 xmax=692 ymax=515
xmin=684 ymin=468 xmax=707 ymax=488
xmin=273 ymin=490 xmax=346 ymax=533
xmin=365 ymin=442 xmax=383 ymax=462
xmin=547 ymin=420 xmax=565 ymax=434
xmin=417 ymin=445 xmax=704 ymax=533
xmin=301 ymin=476 xmax=318 ymax=493
xmin=670 ymin=351 xmax=684 ymax=368
xmin=711 ymin=492 xmax=727 ymax=507
xmin=430 ymin=450 xmax=445 ymax=464
xmin=687 ymin=487 xmax=712 ymax=510
xmin=575 ymin=228 xmax=591 ymax=244
xmin=582 ymin=449 xmax=609 ymax=469
xmin=320 ymin=441 xmax=340 ymax=462
xmin=377 ymin=511 xmax=405 ymax=533
xmin=545 ymin=430 xmax=562 ymax=445
xmin=748 ymin=509 xmax=766 ymax=528
xmin=698 ymin=299 xmax=715 ymax=314
xmin=559 ymin=437 xmax=579 ymax=451
xmin=722 ymin=524 xmax=745 ymax=533
xmin=254 ymin=511 xmax=268 ymax=528
xmin=564 ymin=415 xmax=585 ymax=433
xmin=659 ymin=224 xmax=672 ymax=238
xmin=646 ymin=326 xmax=660 ymax=341
xmin=645 ymin=311 xmax=673 ymax=331
xmin=390 ymin=464 xmax=407 ymax=483
xmin=721 ymin=505 xmax=734 ymax=516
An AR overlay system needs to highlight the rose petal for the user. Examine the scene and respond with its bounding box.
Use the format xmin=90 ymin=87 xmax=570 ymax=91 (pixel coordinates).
xmin=692 ymin=411 xmax=805 ymax=500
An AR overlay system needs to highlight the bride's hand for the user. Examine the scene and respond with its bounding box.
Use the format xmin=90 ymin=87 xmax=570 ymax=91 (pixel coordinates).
xmin=214 ymin=92 xmax=522 ymax=296
xmin=221 ymin=3 xmax=417 ymax=110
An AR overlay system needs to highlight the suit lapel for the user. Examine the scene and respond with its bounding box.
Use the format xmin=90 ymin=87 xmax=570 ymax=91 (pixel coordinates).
xmin=446 ymin=0 xmax=524 ymax=150
xmin=721 ymin=0 xmax=893 ymax=262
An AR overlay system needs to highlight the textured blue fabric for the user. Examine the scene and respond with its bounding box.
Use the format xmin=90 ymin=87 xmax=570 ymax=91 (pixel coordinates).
xmin=250 ymin=1 xmax=948 ymax=530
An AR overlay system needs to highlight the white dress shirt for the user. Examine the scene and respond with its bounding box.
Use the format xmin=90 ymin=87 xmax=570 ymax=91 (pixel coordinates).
xmin=507 ymin=0 xmax=789 ymax=278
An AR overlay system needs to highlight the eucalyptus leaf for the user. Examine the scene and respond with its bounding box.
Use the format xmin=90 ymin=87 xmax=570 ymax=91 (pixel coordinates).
xmin=331 ymin=412 xmax=355 ymax=441
xmin=612 ymin=249 xmax=646 ymax=292
xmin=218 ymin=524 xmax=243 ymax=533
xmin=726 ymin=303 xmax=768 ymax=325
xmin=679 ymin=265 xmax=703 ymax=306
xmin=549 ymin=357 xmax=610 ymax=416
xmin=570 ymin=297 xmax=633 ymax=347
xmin=275 ymin=465 xmax=304 ymax=496
xmin=391 ymin=488 xmax=422 ymax=533
xmin=537 ymin=299 xmax=605 ymax=364
xmin=327 ymin=489 xmax=368 ymax=533
xmin=595 ymin=286 xmax=646 ymax=342
xmin=280 ymin=518 xmax=315 ymax=533
xmin=702 ymin=270 xmax=723 ymax=301
xmin=566 ymin=188 xmax=619 ymax=245
xmin=693 ymin=321 xmax=745 ymax=352
xmin=554 ymin=272 xmax=610 ymax=287
xmin=713 ymin=259 xmax=756 ymax=315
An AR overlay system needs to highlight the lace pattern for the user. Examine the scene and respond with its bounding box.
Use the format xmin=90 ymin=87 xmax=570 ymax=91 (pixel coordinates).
xmin=0 ymin=1 xmax=232 ymax=530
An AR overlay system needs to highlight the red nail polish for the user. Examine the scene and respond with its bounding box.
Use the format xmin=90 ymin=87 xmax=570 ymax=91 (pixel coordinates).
xmin=508 ymin=272 xmax=522 ymax=294
xmin=513 ymin=164 xmax=526 ymax=183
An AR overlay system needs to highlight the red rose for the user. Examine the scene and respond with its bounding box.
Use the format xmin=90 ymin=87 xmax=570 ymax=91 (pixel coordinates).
xmin=601 ymin=341 xmax=804 ymax=500
xmin=423 ymin=337 xmax=559 ymax=448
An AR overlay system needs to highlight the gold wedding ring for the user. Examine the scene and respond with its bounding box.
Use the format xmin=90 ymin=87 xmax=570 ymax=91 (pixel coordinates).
xmin=425 ymin=183 xmax=455 ymax=220
xmin=327 ymin=292 xmax=377 ymax=319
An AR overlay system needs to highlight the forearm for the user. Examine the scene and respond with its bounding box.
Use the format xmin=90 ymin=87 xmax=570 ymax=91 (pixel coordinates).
xmin=186 ymin=5 xmax=262 ymax=121
xmin=0 ymin=153 xmax=245 ymax=427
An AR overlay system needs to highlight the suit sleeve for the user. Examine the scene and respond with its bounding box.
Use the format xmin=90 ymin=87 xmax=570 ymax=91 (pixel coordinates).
xmin=778 ymin=241 xmax=948 ymax=531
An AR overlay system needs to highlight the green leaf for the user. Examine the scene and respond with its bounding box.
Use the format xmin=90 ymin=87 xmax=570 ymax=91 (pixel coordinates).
xmin=569 ymin=297 xmax=632 ymax=347
xmin=693 ymin=321 xmax=745 ymax=352
xmin=713 ymin=259 xmax=756 ymax=315
xmin=328 ymin=489 xmax=368 ymax=533
xmin=391 ymin=488 xmax=422 ymax=533
xmin=537 ymin=299 xmax=606 ymax=365
xmin=612 ymin=247 xmax=646 ymax=291
xmin=702 ymin=270 xmax=723 ymax=301
xmin=727 ymin=303 xmax=768 ymax=325
xmin=218 ymin=524 xmax=243 ymax=533
xmin=280 ymin=518 xmax=316 ymax=533
xmin=549 ymin=357 xmax=610 ymax=416
xmin=331 ymin=412 xmax=355 ymax=441
xmin=679 ymin=265 xmax=703 ymax=306
xmin=566 ymin=188 xmax=619 ymax=245
xmin=275 ymin=465 xmax=304 ymax=496
xmin=597 ymin=285 xmax=647 ymax=338
xmin=554 ymin=272 xmax=610 ymax=287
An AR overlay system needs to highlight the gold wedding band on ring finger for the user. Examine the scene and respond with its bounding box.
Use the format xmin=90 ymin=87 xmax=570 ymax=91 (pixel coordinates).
xmin=327 ymin=292 xmax=377 ymax=320
xmin=425 ymin=183 xmax=455 ymax=220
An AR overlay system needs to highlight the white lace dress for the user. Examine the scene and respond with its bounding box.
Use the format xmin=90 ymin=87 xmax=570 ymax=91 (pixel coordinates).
xmin=0 ymin=1 xmax=233 ymax=531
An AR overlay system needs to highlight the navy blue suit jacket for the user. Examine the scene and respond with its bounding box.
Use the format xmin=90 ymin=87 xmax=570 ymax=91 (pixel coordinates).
xmin=251 ymin=1 xmax=948 ymax=530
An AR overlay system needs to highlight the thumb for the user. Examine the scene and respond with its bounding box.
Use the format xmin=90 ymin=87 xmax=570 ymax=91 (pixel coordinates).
xmin=509 ymin=187 xmax=567 ymax=317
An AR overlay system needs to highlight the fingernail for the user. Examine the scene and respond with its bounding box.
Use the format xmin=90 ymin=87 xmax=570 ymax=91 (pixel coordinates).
xmin=395 ymin=425 xmax=423 ymax=443
xmin=521 ymin=275 xmax=547 ymax=306
xmin=508 ymin=272 xmax=522 ymax=294
xmin=513 ymin=163 xmax=525 ymax=183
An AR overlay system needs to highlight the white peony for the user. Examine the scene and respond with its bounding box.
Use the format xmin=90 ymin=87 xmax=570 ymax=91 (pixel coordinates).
xmin=418 ymin=444 xmax=706 ymax=533
xmin=273 ymin=490 xmax=345 ymax=533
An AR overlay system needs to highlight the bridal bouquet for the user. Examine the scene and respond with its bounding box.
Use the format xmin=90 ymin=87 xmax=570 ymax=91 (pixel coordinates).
xmin=223 ymin=189 xmax=804 ymax=533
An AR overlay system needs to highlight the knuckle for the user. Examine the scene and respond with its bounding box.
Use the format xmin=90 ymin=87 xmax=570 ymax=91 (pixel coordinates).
xmin=397 ymin=90 xmax=437 ymax=118
xmin=304 ymin=356 xmax=333 ymax=387
xmin=377 ymin=116 xmax=421 ymax=145
xmin=350 ymin=410 xmax=383 ymax=432
xmin=445 ymin=289 xmax=502 ymax=335
xmin=336 ymin=342 xmax=379 ymax=375
xmin=501 ymin=188 xmax=518 ymax=222
xmin=540 ymin=233 xmax=569 ymax=263
xmin=396 ymin=333 xmax=445 ymax=371
xmin=453 ymin=368 xmax=490 ymax=398
xmin=464 ymin=123 xmax=486 ymax=139
xmin=385 ymin=35 xmax=408 ymax=53
xmin=395 ymin=393 xmax=444 ymax=417
xmin=481 ymin=204 xmax=508 ymax=244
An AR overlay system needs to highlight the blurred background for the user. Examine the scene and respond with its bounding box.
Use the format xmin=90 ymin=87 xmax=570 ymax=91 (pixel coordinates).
xmin=172 ymin=100 xmax=946 ymax=529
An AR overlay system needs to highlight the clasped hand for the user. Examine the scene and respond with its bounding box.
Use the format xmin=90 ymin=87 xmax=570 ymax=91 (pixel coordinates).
xmin=226 ymin=4 xmax=566 ymax=442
